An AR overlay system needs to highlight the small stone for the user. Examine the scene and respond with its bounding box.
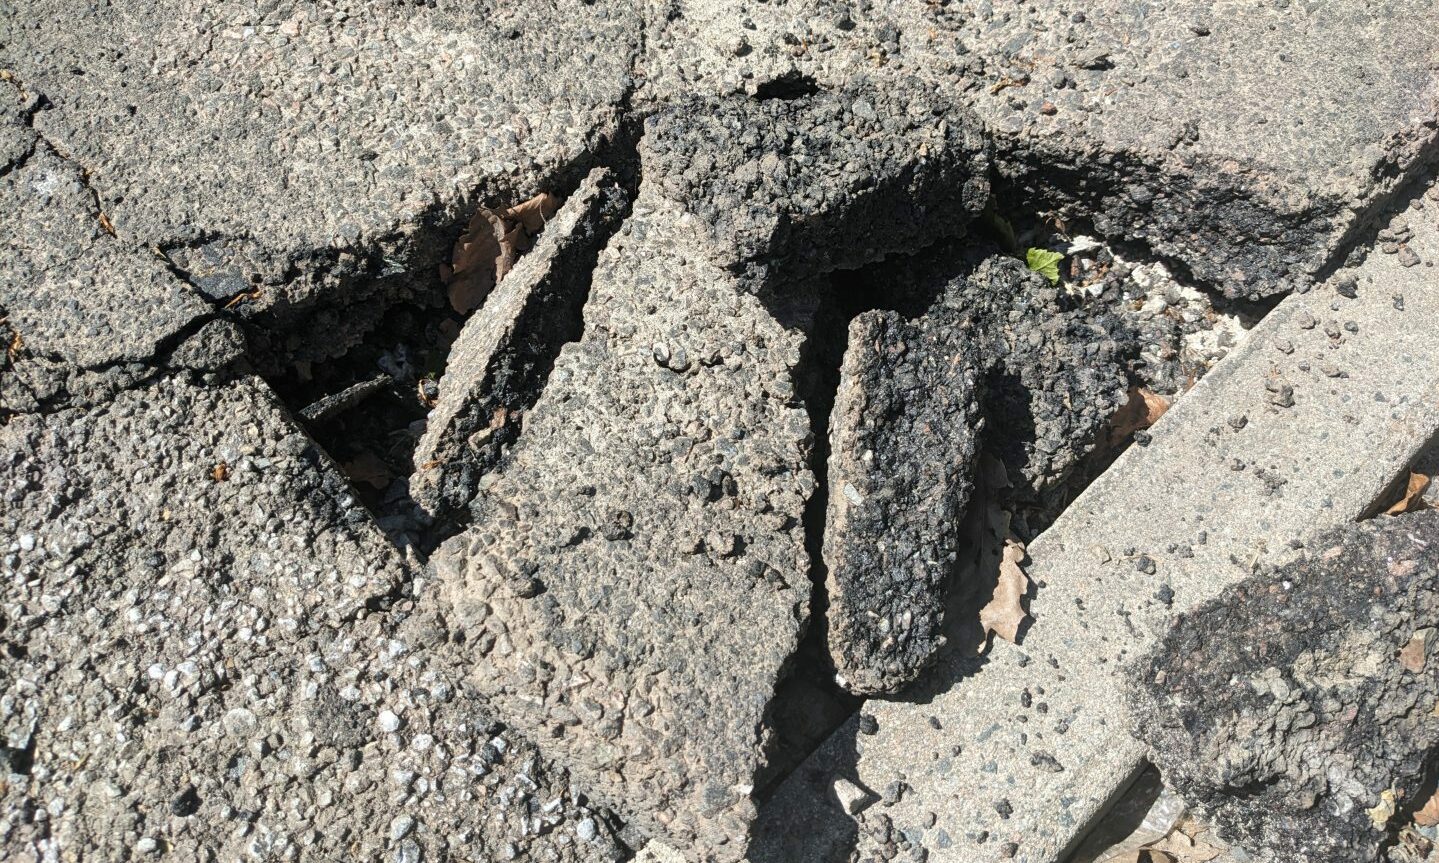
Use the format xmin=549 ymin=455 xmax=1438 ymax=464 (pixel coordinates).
xmin=390 ymin=814 xmax=415 ymax=841
xmin=859 ymin=714 xmax=879 ymax=735
xmin=1135 ymin=554 xmax=1157 ymax=575
xmin=576 ymin=817 xmax=599 ymax=842
xmin=994 ymin=798 xmax=1013 ymax=819
xmin=881 ymin=780 xmax=907 ymax=806
xmin=378 ymin=709 xmax=403 ymax=733
xmin=834 ymin=777 xmax=875 ymax=815
xmin=1334 ymin=275 xmax=1359 ymax=298
xmin=1029 ymin=752 xmax=1064 ymax=773
xmin=1398 ymin=245 xmax=1422 ymax=267
xmin=1228 ymin=414 xmax=1248 ymax=431
xmin=222 ymin=707 xmax=257 ymax=736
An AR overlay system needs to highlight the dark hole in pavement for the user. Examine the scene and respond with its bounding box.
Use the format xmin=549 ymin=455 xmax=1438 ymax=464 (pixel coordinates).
xmin=753 ymin=72 xmax=822 ymax=101
xmin=260 ymin=296 xmax=455 ymax=556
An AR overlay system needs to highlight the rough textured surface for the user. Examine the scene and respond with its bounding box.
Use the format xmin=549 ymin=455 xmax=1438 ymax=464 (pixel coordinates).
xmin=0 ymin=79 xmax=242 ymax=415
xmin=878 ymin=249 xmax=1133 ymax=494
xmin=642 ymin=81 xmax=988 ymax=287
xmin=755 ymin=194 xmax=1439 ymax=863
xmin=5 ymin=2 xmax=1439 ymax=860
xmin=0 ymin=0 xmax=641 ymax=366
xmin=412 ymin=168 xmax=630 ymax=517
xmin=430 ymin=196 xmax=817 ymax=862
xmin=1131 ymin=511 xmax=1439 ymax=863
xmin=893 ymin=0 xmax=1439 ymax=297
xmin=823 ymin=304 xmax=983 ymax=695
xmin=822 ymin=250 xmax=1130 ymax=694
xmin=644 ymin=0 xmax=1439 ymax=297
xmin=0 ymin=376 xmax=625 ymax=862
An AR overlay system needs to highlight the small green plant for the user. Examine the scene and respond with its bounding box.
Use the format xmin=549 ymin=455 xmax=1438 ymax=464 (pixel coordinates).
xmin=1025 ymin=248 xmax=1063 ymax=285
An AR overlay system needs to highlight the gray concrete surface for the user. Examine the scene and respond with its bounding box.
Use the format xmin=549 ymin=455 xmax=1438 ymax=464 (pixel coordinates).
xmin=0 ymin=376 xmax=625 ymax=861
xmin=754 ymin=190 xmax=1439 ymax=863
xmin=2 ymin=1 xmax=1438 ymax=861
xmin=645 ymin=0 xmax=1439 ymax=298
xmin=428 ymin=195 xmax=820 ymax=862
xmin=0 ymin=0 xmax=641 ymax=367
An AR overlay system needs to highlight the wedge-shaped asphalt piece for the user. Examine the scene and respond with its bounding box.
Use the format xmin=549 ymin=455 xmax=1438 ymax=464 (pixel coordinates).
xmin=413 ymin=168 xmax=629 ymax=516
xmin=824 ymin=306 xmax=984 ymax=695
xmin=895 ymin=0 xmax=1439 ymax=297
xmin=1131 ymin=511 xmax=1439 ymax=863
xmin=754 ymin=200 xmax=1439 ymax=863
xmin=642 ymin=80 xmax=988 ymax=287
xmin=0 ymin=0 xmax=641 ymax=359
xmin=0 ymin=375 xmax=626 ymax=861
xmin=430 ymin=197 xmax=817 ymax=861
xmin=823 ymin=253 xmax=1129 ymax=695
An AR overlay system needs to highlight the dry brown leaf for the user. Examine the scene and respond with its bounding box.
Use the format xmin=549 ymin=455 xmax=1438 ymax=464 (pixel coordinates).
xmin=97 ymin=211 xmax=117 ymax=236
xmin=1414 ymin=786 xmax=1439 ymax=827
xmin=342 ymin=452 xmax=394 ymax=490
xmin=502 ymin=191 xmax=561 ymax=233
xmin=210 ymin=462 xmax=230 ymax=482
xmin=1400 ymin=629 xmax=1432 ymax=673
xmin=979 ymin=538 xmax=1029 ymax=646
xmin=1106 ymin=386 xmax=1172 ymax=444
xmin=447 ymin=208 xmax=505 ymax=314
xmin=1106 ymin=852 xmax=1176 ymax=863
xmin=446 ymin=191 xmax=562 ymax=315
xmin=1386 ymin=472 xmax=1431 ymax=515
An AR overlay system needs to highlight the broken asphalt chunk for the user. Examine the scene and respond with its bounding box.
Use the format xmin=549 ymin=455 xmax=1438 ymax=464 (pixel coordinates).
xmin=1130 ymin=511 xmax=1439 ymax=863
xmin=430 ymin=197 xmax=817 ymax=861
xmin=824 ymin=304 xmax=983 ymax=695
xmin=643 ymin=78 xmax=989 ymax=287
xmin=412 ymin=167 xmax=630 ymax=517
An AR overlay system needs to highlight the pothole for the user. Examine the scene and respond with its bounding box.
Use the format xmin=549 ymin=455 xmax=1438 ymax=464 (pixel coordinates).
xmin=756 ymin=202 xmax=1289 ymax=800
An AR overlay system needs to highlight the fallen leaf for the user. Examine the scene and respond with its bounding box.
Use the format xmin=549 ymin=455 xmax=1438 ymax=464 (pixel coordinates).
xmin=223 ymin=288 xmax=263 ymax=309
xmin=979 ymin=538 xmax=1030 ymax=646
xmin=1415 ymin=787 xmax=1439 ymax=827
xmin=447 ymin=191 xmax=562 ymax=315
xmin=1400 ymin=628 xmax=1434 ymax=673
xmin=1106 ymin=387 xmax=1172 ymax=445
xmin=447 ymin=209 xmax=505 ymax=314
xmin=97 ymin=211 xmax=116 ymax=236
xmin=1386 ymin=472 xmax=1431 ymax=515
xmin=342 ymin=452 xmax=394 ymax=490
xmin=1026 ymin=247 xmax=1064 ymax=284
xmin=210 ymin=462 xmax=230 ymax=482
xmin=1105 ymin=852 xmax=1176 ymax=863
xmin=501 ymin=191 xmax=560 ymax=233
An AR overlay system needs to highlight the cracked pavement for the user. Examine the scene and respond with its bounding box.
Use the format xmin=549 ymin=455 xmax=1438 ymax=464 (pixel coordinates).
xmin=3 ymin=1 xmax=1439 ymax=862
